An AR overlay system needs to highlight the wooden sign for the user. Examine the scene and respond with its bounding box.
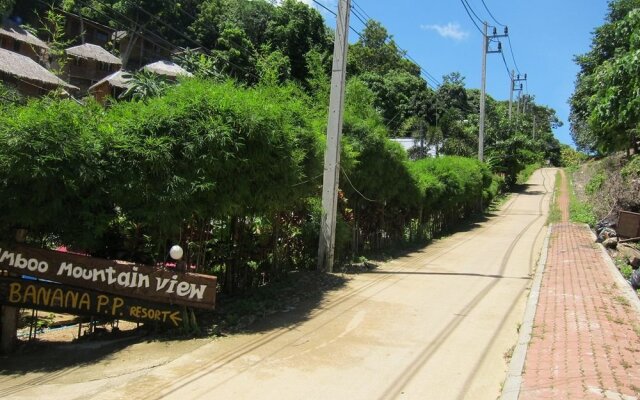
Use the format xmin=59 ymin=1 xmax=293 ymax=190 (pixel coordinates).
xmin=0 ymin=278 xmax=184 ymax=327
xmin=0 ymin=244 xmax=216 ymax=309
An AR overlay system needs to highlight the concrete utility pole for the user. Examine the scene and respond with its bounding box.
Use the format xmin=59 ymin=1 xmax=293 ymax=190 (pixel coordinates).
xmin=479 ymin=24 xmax=508 ymax=162
xmin=509 ymin=70 xmax=514 ymax=120
xmin=479 ymin=22 xmax=488 ymax=162
xmin=510 ymin=76 xmax=525 ymax=120
xmin=317 ymin=0 xmax=351 ymax=272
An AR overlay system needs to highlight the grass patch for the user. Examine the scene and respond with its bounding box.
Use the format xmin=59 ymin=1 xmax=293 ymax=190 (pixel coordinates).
xmin=614 ymin=295 xmax=630 ymax=308
xmin=516 ymin=163 xmax=542 ymax=185
xmin=615 ymin=257 xmax=634 ymax=280
xmin=567 ymin=170 xmax=597 ymax=225
xmin=547 ymin=171 xmax=562 ymax=224
xmin=489 ymin=192 xmax=512 ymax=211
xmin=503 ymin=344 xmax=516 ymax=362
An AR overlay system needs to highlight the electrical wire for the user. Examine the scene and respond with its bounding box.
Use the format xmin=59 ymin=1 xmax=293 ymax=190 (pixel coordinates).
xmin=85 ymin=0 xmax=261 ymax=80
xmin=462 ymin=0 xmax=485 ymax=25
xmin=499 ymin=47 xmax=513 ymax=80
xmin=330 ymin=0 xmax=440 ymax=87
xmin=506 ymin=35 xmax=521 ymax=75
xmin=351 ymin=0 xmax=373 ymax=21
xmin=480 ymin=0 xmax=506 ymax=27
xmin=291 ymin=173 xmax=324 ymax=187
xmin=78 ymin=0 xmax=177 ymax=53
xmin=341 ymin=166 xmax=377 ymax=203
xmin=350 ymin=6 xmax=368 ymax=28
xmin=312 ymin=0 xmax=362 ymax=37
xmin=459 ymin=0 xmax=484 ymax=35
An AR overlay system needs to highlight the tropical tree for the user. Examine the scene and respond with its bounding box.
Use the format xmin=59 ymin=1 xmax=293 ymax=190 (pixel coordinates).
xmin=570 ymin=0 xmax=640 ymax=154
xmin=119 ymin=70 xmax=169 ymax=101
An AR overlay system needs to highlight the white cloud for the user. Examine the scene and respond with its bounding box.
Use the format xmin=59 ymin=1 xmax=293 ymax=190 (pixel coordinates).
xmin=421 ymin=23 xmax=469 ymax=41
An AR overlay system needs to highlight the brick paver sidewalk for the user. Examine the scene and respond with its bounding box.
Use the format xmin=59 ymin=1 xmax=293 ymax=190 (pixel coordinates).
xmin=517 ymin=170 xmax=640 ymax=399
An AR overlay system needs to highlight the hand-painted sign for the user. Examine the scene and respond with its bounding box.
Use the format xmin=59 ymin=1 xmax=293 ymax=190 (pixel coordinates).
xmin=0 ymin=244 xmax=216 ymax=309
xmin=0 ymin=278 xmax=184 ymax=327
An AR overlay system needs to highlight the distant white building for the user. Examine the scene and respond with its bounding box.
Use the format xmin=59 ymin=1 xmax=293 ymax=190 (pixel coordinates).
xmin=390 ymin=138 xmax=438 ymax=157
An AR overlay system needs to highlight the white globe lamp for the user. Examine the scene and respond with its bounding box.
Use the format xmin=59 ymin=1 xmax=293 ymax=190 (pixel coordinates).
xmin=169 ymin=245 xmax=184 ymax=261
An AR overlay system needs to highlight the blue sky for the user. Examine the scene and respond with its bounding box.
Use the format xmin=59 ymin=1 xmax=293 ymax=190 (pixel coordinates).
xmin=308 ymin=0 xmax=610 ymax=147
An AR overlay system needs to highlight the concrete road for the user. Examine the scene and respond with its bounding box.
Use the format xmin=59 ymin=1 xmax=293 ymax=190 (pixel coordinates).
xmin=0 ymin=168 xmax=555 ymax=400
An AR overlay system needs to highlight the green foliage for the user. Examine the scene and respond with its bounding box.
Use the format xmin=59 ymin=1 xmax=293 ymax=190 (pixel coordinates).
xmin=107 ymin=79 xmax=321 ymax=228
xmin=570 ymin=0 xmax=640 ymax=154
xmin=256 ymin=45 xmax=291 ymax=86
xmin=174 ymin=49 xmax=221 ymax=79
xmin=585 ymin=172 xmax=605 ymax=195
xmin=3 ymin=0 xmax=565 ymax=293
xmin=0 ymin=82 xmax=25 ymax=107
xmin=516 ymin=163 xmax=542 ymax=185
xmin=119 ymin=70 xmax=170 ymax=101
xmin=559 ymin=144 xmax=589 ymax=167
xmin=621 ymin=155 xmax=640 ymax=179
xmin=547 ymin=171 xmax=562 ymax=224
xmin=0 ymin=0 xmax=14 ymax=16
xmin=568 ymin=174 xmax=597 ymax=226
xmin=0 ymin=98 xmax=111 ymax=249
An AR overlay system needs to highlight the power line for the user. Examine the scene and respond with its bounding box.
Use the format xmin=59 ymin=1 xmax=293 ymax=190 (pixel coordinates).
xmin=350 ymin=5 xmax=368 ymax=28
xmin=499 ymin=47 xmax=513 ymax=79
xmin=312 ymin=0 xmax=362 ymax=37
xmin=480 ymin=0 xmax=506 ymax=27
xmin=461 ymin=0 xmax=486 ymax=26
xmin=341 ymin=166 xmax=377 ymax=203
xmin=84 ymin=0 xmax=261 ymax=79
xmin=506 ymin=35 xmax=521 ymax=75
xmin=351 ymin=0 xmax=373 ymax=21
xmin=459 ymin=0 xmax=484 ymax=35
xmin=331 ymin=1 xmax=440 ymax=87
xmin=39 ymin=0 xmax=178 ymax=58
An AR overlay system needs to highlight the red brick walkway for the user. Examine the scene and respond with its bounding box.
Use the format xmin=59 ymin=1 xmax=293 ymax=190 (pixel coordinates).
xmin=519 ymin=171 xmax=640 ymax=400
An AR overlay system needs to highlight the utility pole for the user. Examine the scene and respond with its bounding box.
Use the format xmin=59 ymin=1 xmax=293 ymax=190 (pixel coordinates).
xmin=317 ymin=0 xmax=350 ymax=272
xmin=533 ymin=115 xmax=537 ymax=139
xmin=509 ymin=73 xmax=526 ymax=121
xmin=508 ymin=70 xmax=514 ymax=120
xmin=478 ymin=22 xmax=488 ymax=162
xmin=479 ymin=23 xmax=508 ymax=161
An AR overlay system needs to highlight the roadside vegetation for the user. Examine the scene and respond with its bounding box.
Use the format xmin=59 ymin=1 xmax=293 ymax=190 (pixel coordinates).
xmin=546 ymin=171 xmax=562 ymax=225
xmin=1 ymin=0 xmax=563 ymax=299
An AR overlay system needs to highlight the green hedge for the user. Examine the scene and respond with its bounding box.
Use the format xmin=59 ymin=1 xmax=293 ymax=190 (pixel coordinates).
xmin=0 ymin=78 xmax=503 ymax=291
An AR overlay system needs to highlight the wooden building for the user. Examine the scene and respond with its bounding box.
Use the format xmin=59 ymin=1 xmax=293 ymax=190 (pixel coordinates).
xmin=114 ymin=31 xmax=174 ymax=69
xmin=142 ymin=60 xmax=193 ymax=80
xmin=0 ymin=48 xmax=77 ymax=97
xmin=88 ymin=70 xmax=131 ymax=104
xmin=63 ymin=12 xmax=114 ymax=48
xmin=0 ymin=18 xmax=49 ymax=63
xmin=64 ymin=43 xmax=121 ymax=93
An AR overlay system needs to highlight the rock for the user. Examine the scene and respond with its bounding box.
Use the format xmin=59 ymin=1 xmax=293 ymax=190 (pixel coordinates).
xmin=630 ymin=269 xmax=640 ymax=291
xmin=598 ymin=228 xmax=618 ymax=243
xmin=618 ymin=244 xmax=640 ymax=269
xmin=602 ymin=237 xmax=618 ymax=249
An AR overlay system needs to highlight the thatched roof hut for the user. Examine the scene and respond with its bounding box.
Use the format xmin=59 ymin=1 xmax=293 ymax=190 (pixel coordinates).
xmin=0 ymin=48 xmax=77 ymax=95
xmin=143 ymin=60 xmax=192 ymax=79
xmin=88 ymin=70 xmax=131 ymax=103
xmin=0 ymin=18 xmax=49 ymax=51
xmin=66 ymin=43 xmax=121 ymax=65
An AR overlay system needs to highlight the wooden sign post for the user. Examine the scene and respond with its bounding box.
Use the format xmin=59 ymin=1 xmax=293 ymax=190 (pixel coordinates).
xmin=0 ymin=279 xmax=185 ymax=327
xmin=0 ymin=244 xmax=217 ymax=309
xmin=0 ymin=242 xmax=217 ymax=353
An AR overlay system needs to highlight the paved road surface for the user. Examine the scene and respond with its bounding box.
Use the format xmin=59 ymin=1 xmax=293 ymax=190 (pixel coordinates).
xmin=0 ymin=168 xmax=556 ymax=400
